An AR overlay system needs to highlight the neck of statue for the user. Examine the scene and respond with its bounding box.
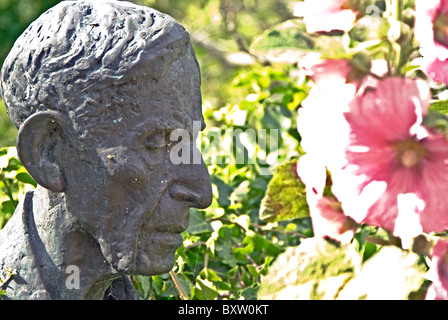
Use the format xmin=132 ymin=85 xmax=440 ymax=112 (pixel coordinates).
xmin=29 ymin=186 xmax=119 ymax=299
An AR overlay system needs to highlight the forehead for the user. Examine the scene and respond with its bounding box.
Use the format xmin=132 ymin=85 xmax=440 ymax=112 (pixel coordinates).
xmin=128 ymin=51 xmax=203 ymax=133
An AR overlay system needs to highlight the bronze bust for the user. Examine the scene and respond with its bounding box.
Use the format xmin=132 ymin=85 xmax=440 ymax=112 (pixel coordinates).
xmin=0 ymin=0 xmax=212 ymax=299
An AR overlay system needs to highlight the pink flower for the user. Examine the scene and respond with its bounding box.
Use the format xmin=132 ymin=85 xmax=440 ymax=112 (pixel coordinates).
xmin=297 ymin=155 xmax=357 ymax=244
xmin=299 ymin=56 xmax=356 ymax=85
xmin=299 ymin=53 xmax=387 ymax=91
xmin=296 ymin=54 xmax=387 ymax=176
xmin=294 ymin=0 xmax=358 ymax=33
xmin=297 ymin=56 xmax=368 ymax=244
xmin=415 ymin=0 xmax=448 ymax=84
xmin=331 ymin=77 xmax=448 ymax=240
xmin=297 ymin=75 xmax=354 ymax=173
xmin=426 ymin=238 xmax=448 ymax=300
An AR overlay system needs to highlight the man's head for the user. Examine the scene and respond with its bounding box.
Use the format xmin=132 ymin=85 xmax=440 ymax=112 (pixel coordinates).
xmin=0 ymin=0 xmax=212 ymax=275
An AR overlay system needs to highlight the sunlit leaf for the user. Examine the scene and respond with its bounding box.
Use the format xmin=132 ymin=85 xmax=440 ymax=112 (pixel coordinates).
xmin=259 ymin=159 xmax=309 ymax=222
xmin=250 ymin=20 xmax=348 ymax=63
xmin=1 ymin=200 xmax=17 ymax=214
xmin=15 ymin=172 xmax=37 ymax=187
xmin=195 ymin=278 xmax=219 ymax=300
xmin=258 ymin=238 xmax=360 ymax=300
xmin=187 ymin=209 xmax=213 ymax=235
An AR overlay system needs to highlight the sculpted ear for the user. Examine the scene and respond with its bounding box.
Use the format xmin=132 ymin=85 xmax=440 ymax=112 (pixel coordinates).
xmin=17 ymin=111 xmax=71 ymax=193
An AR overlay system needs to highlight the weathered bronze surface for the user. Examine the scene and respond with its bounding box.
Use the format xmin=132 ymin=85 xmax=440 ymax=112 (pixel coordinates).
xmin=0 ymin=0 xmax=212 ymax=299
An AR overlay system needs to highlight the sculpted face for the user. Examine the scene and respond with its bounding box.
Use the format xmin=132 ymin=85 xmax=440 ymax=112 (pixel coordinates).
xmin=62 ymin=51 xmax=212 ymax=276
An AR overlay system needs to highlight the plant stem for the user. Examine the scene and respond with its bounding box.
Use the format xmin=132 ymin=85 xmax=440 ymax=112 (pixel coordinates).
xmin=169 ymin=271 xmax=189 ymax=300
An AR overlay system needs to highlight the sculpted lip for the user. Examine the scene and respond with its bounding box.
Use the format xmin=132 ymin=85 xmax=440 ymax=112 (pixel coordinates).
xmin=141 ymin=219 xmax=189 ymax=237
xmin=148 ymin=207 xmax=190 ymax=234
xmin=150 ymin=231 xmax=184 ymax=248
xmin=155 ymin=221 xmax=189 ymax=234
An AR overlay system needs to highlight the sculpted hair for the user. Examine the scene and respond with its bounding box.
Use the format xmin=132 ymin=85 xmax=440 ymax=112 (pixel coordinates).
xmin=0 ymin=0 xmax=198 ymax=138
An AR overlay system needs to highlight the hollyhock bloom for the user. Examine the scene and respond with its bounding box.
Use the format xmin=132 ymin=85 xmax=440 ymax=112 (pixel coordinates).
xmin=415 ymin=0 xmax=448 ymax=84
xmin=330 ymin=77 xmax=448 ymax=241
xmin=298 ymin=53 xmax=387 ymax=91
xmin=299 ymin=56 xmax=356 ymax=85
xmin=297 ymin=155 xmax=357 ymax=244
xmin=426 ymin=238 xmax=448 ymax=300
xmin=294 ymin=0 xmax=359 ymax=33
xmin=297 ymin=76 xmax=354 ymax=172
xmin=297 ymin=54 xmax=372 ymax=243
xmin=296 ymin=53 xmax=387 ymax=175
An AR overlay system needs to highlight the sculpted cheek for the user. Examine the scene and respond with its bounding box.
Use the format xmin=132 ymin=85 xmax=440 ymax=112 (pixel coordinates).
xmin=97 ymin=146 xmax=150 ymax=185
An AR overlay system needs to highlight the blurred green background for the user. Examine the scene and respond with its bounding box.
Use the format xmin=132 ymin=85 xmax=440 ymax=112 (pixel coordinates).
xmin=0 ymin=0 xmax=435 ymax=301
xmin=0 ymin=0 xmax=313 ymax=300
xmin=0 ymin=0 xmax=294 ymax=147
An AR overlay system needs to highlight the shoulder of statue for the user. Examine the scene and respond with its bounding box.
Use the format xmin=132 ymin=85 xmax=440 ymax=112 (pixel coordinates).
xmin=0 ymin=190 xmax=51 ymax=299
xmin=0 ymin=190 xmax=34 ymax=259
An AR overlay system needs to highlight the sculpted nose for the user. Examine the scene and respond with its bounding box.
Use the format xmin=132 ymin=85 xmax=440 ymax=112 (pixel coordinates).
xmin=168 ymin=146 xmax=212 ymax=209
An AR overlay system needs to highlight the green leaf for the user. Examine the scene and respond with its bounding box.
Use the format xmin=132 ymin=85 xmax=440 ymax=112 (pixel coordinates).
xmin=250 ymin=234 xmax=282 ymax=257
xmin=195 ymin=278 xmax=219 ymax=300
xmin=429 ymin=100 xmax=448 ymax=114
xmin=201 ymin=268 xmax=222 ymax=282
xmin=210 ymin=176 xmax=233 ymax=207
xmin=241 ymin=286 xmax=258 ymax=300
xmin=132 ymin=275 xmax=151 ymax=300
xmin=1 ymin=200 xmax=18 ymax=214
xmin=0 ymin=148 xmax=7 ymax=157
xmin=262 ymin=108 xmax=282 ymax=130
xmin=175 ymin=273 xmax=192 ymax=299
xmin=259 ymin=159 xmax=309 ymax=222
xmin=187 ymin=209 xmax=213 ymax=235
xmin=362 ymin=242 xmax=379 ymax=263
xmin=250 ymin=20 xmax=348 ymax=63
xmin=215 ymin=281 xmax=231 ymax=291
xmin=249 ymin=177 xmax=268 ymax=192
xmin=15 ymin=172 xmax=37 ymax=187
xmin=259 ymin=256 xmax=274 ymax=276
xmin=233 ymin=242 xmax=255 ymax=260
xmin=0 ymin=147 xmax=16 ymax=169
xmin=246 ymin=264 xmax=259 ymax=279
xmin=160 ymin=282 xmax=178 ymax=298
xmin=151 ymin=275 xmax=165 ymax=296
xmin=215 ymin=227 xmax=238 ymax=267
xmin=4 ymin=157 xmax=22 ymax=172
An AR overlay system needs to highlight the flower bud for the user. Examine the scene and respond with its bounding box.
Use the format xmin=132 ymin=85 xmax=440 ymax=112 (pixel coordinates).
xmin=347 ymin=51 xmax=372 ymax=82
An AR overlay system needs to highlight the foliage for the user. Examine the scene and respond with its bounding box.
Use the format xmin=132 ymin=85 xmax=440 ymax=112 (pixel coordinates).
xmin=0 ymin=0 xmax=60 ymax=147
xmin=0 ymin=0 xmax=307 ymax=301
xmin=0 ymin=266 xmax=16 ymax=297
xmin=0 ymin=147 xmax=36 ymax=229
xmin=259 ymin=159 xmax=309 ymax=222
xmin=0 ymin=0 xmax=292 ymax=146
xmin=0 ymin=0 xmax=61 ymax=65
xmin=1 ymin=0 xmax=447 ymax=301
xmin=0 ymin=100 xmax=16 ymax=147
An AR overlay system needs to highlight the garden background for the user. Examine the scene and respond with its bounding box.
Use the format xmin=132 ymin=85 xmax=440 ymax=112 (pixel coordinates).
xmin=0 ymin=0 xmax=441 ymax=300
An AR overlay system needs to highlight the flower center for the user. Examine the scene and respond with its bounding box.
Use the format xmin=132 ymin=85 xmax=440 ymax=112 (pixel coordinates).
xmin=434 ymin=13 xmax=448 ymax=48
xmin=394 ymin=138 xmax=427 ymax=168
